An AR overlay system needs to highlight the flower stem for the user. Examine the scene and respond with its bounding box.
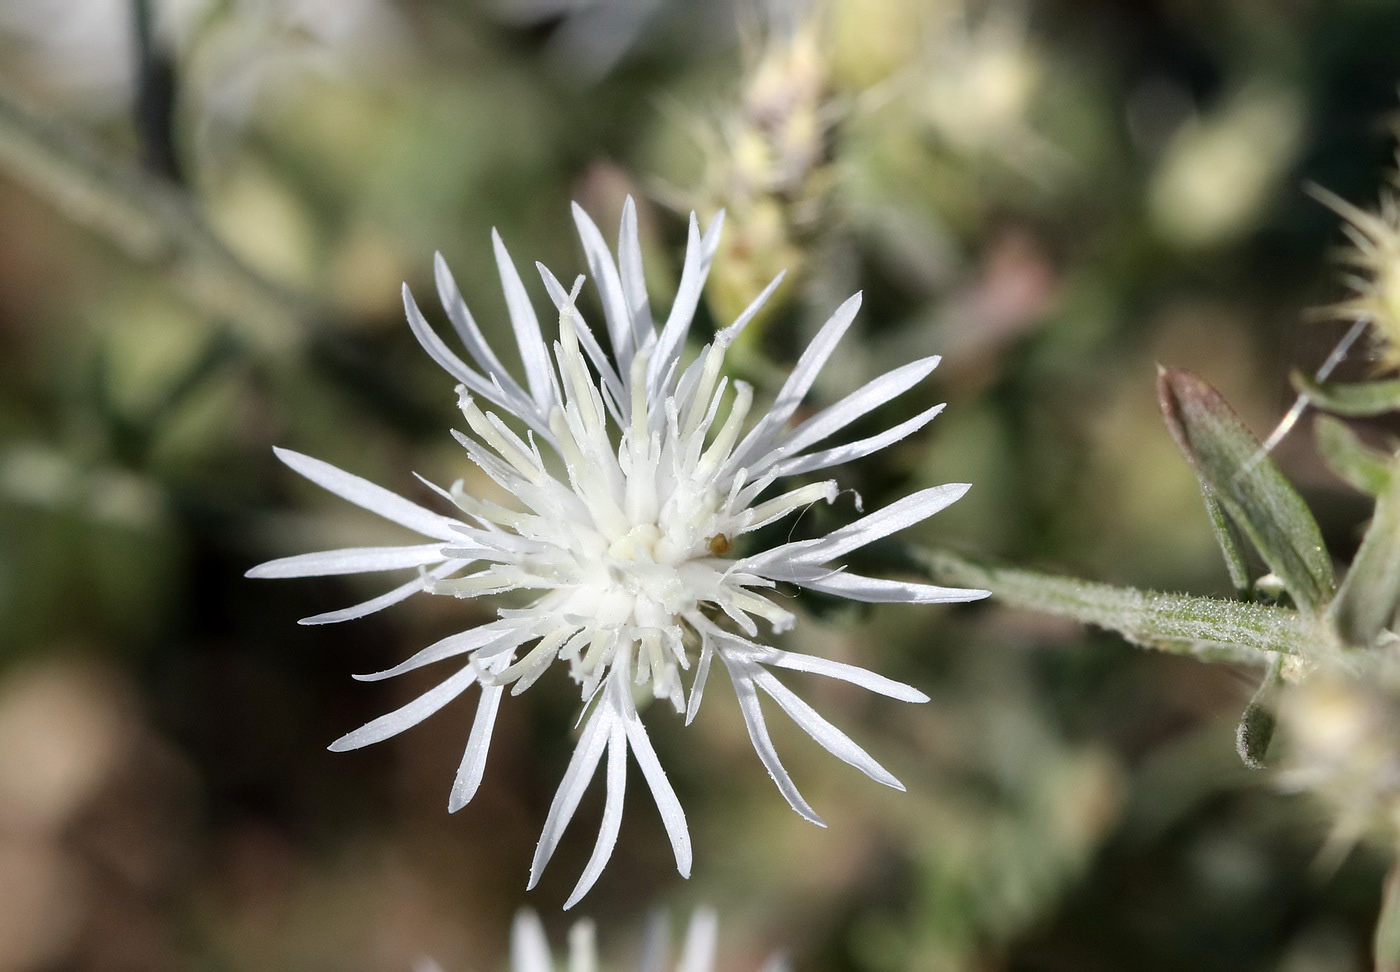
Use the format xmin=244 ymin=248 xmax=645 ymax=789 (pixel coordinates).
xmin=912 ymin=546 xmax=1323 ymax=664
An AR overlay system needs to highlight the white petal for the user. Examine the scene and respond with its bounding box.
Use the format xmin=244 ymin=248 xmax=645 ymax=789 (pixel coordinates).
xmin=536 ymin=261 xmax=626 ymax=407
xmin=402 ymin=282 xmax=483 ymax=385
xmin=770 ymin=403 xmax=946 ymax=479
xmin=492 ymin=229 xmax=555 ymax=409
xmin=511 ymin=911 xmax=554 ymax=972
xmin=638 ymin=912 xmax=671 ymax=972
xmin=716 ymin=269 xmax=785 ymax=344
xmin=735 ymin=480 xmax=838 ymax=536
xmin=677 ymin=908 xmax=719 ymax=972
xmin=752 ymin=669 xmax=903 ymax=790
xmin=795 ymin=570 xmax=990 ymax=604
xmin=751 ymin=647 xmax=928 ymax=703
xmin=449 ymin=681 xmax=504 ymax=811
xmin=273 ymin=447 xmax=460 ymax=541
xmin=622 ymin=711 xmax=692 ymax=877
xmin=404 ymin=285 xmax=546 ymax=434
xmin=246 ymin=543 xmax=447 ymax=579
xmin=649 ymin=211 xmax=723 ymax=393
xmin=571 ymin=202 xmax=633 ymax=363
xmin=752 ymin=484 xmax=972 ymax=574
xmin=722 ymin=653 xmax=825 ymax=826
xmin=814 ymin=483 xmax=971 ymax=561
xmin=730 ymin=291 xmax=861 ymax=467
xmin=528 ymin=702 xmax=613 ymax=889
xmin=297 ymin=562 xmax=459 ymax=625
xmin=755 ymin=356 xmax=941 ymax=473
xmin=450 ymin=429 xmax=546 ymax=504
xmin=433 ymin=252 xmax=517 ymax=390
xmin=683 ymin=638 xmax=714 ymax=726
xmin=563 ymin=719 xmax=628 ymax=909
xmin=328 ymin=663 xmax=478 ymax=751
xmin=353 ymin=620 xmax=535 ymax=681
xmin=568 ymin=919 xmax=598 ymax=972
xmin=617 ymin=196 xmax=654 ymax=352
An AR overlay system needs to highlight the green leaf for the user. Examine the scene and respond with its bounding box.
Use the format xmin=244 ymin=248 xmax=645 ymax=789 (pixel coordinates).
xmin=1158 ymin=367 xmax=1335 ymax=614
xmin=1315 ymin=414 xmax=1393 ymax=497
xmin=913 ymin=547 xmax=1322 ymax=663
xmin=1235 ymin=658 xmax=1282 ymax=769
xmin=1201 ymin=484 xmax=1252 ymax=595
xmin=1328 ymin=454 xmax=1400 ymax=648
xmin=1291 ymin=370 xmax=1400 ymax=417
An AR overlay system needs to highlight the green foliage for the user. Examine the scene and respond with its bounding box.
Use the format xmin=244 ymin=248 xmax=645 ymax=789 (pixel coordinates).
xmin=913 ymin=548 xmax=1315 ymax=662
xmin=1291 ymin=371 xmax=1400 ymax=417
xmin=1236 ymin=659 xmax=1284 ymax=770
xmin=1316 ymin=414 xmax=1394 ymax=497
xmin=1330 ymin=456 xmax=1400 ymax=649
xmin=1157 ymin=367 xmax=1335 ymax=615
xmin=1201 ymin=484 xmax=1254 ymax=596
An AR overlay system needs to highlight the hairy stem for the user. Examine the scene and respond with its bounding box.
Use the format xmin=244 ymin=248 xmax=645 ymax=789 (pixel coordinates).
xmin=913 ymin=547 xmax=1325 ymax=664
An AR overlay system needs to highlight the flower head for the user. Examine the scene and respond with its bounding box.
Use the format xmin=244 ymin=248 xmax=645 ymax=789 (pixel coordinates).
xmin=1276 ymin=655 xmax=1400 ymax=858
xmin=249 ymin=199 xmax=987 ymax=906
xmin=1310 ymin=177 xmax=1400 ymax=371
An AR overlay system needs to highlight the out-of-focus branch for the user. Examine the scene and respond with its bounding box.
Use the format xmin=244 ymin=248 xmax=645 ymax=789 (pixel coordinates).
xmin=0 ymin=84 xmax=317 ymax=347
xmin=131 ymin=0 xmax=184 ymax=183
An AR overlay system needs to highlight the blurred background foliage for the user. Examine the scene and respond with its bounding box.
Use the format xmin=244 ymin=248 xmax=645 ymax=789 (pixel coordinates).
xmin=2 ymin=0 xmax=1400 ymax=969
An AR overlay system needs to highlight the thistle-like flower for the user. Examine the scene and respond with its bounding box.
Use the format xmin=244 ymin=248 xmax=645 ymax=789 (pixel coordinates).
xmin=1275 ymin=657 xmax=1400 ymax=861
xmin=249 ymin=199 xmax=987 ymax=906
xmin=1310 ymin=177 xmax=1400 ymax=371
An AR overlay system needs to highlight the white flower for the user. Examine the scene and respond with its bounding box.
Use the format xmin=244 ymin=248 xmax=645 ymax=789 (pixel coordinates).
xmin=415 ymin=907 xmax=788 ymax=972
xmin=249 ymin=199 xmax=988 ymax=907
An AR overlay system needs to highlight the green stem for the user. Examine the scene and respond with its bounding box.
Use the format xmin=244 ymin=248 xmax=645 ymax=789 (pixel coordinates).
xmin=913 ymin=547 xmax=1324 ymax=664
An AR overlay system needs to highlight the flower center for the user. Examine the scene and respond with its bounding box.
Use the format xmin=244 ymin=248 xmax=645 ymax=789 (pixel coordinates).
xmin=595 ymin=521 xmax=707 ymax=626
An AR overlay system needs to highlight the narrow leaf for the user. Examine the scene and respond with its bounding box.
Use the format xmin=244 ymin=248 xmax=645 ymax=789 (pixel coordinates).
xmin=913 ymin=547 xmax=1321 ymax=662
xmin=1315 ymin=414 xmax=1393 ymax=497
xmin=1200 ymin=484 xmax=1252 ymax=595
xmin=1158 ymin=367 xmax=1334 ymax=613
xmin=1291 ymin=370 xmax=1400 ymax=417
xmin=1328 ymin=453 xmax=1400 ymax=648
